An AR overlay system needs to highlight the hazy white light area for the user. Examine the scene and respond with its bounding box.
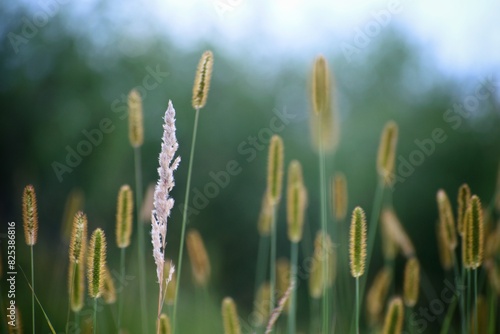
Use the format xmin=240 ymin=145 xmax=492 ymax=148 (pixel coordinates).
xmin=4 ymin=0 xmax=500 ymax=76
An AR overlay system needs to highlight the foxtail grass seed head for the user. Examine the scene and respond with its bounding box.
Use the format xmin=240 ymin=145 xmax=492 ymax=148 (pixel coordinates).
xmin=266 ymin=135 xmax=284 ymax=206
xmin=309 ymin=231 xmax=334 ymax=297
xmin=366 ymin=267 xmax=392 ymax=326
xmin=257 ymin=192 xmax=273 ymax=236
xmin=276 ymin=258 xmax=290 ymax=312
xmin=222 ymin=297 xmax=241 ymax=334
xmin=22 ymin=185 xmax=39 ymax=245
xmin=463 ymin=195 xmax=484 ymax=269
xmin=102 ymin=266 xmax=116 ymax=304
xmin=151 ymin=100 xmax=180 ymax=288
xmin=163 ymin=259 xmax=177 ymax=305
xmin=350 ymin=207 xmax=367 ymax=278
xmin=377 ymin=121 xmax=398 ymax=186
xmin=116 ymin=185 xmax=133 ymax=248
xmin=186 ymin=229 xmax=211 ymax=286
xmin=381 ymin=209 xmax=415 ymax=258
xmin=192 ymin=50 xmax=214 ymax=110
xmin=87 ymin=228 xmax=107 ymax=298
xmin=61 ymin=188 xmax=84 ymax=241
xmin=128 ymin=89 xmax=144 ymax=147
xmin=69 ymin=211 xmax=88 ymax=264
xmin=457 ymin=183 xmax=471 ymax=236
xmin=159 ymin=313 xmax=172 ymax=334
xmin=332 ymin=172 xmax=348 ymax=221
xmin=437 ymin=189 xmax=457 ymax=250
xmin=69 ymin=262 xmax=85 ymax=312
xmin=311 ymin=55 xmax=330 ymax=115
xmin=255 ymin=282 xmax=271 ymax=326
xmin=381 ymin=217 xmax=399 ymax=261
xmin=382 ymin=297 xmax=404 ymax=334
xmin=436 ymin=223 xmax=454 ymax=271
xmin=287 ymin=160 xmax=307 ymax=242
xmin=403 ymin=257 xmax=420 ymax=307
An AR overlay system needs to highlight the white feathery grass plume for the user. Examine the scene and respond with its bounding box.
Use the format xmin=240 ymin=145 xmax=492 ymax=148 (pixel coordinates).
xmin=151 ymin=101 xmax=181 ymax=290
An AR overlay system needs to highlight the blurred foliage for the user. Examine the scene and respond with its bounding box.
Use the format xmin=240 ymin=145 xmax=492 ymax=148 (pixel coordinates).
xmin=0 ymin=3 xmax=499 ymax=333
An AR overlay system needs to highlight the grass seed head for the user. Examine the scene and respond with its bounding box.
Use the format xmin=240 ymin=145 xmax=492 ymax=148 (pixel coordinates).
xmin=350 ymin=207 xmax=367 ymax=278
xmin=286 ymin=160 xmax=307 ymax=242
xmin=101 ymin=266 xmax=116 ymax=304
xmin=403 ymin=257 xmax=420 ymax=307
xmin=382 ymin=297 xmax=404 ymax=334
xmin=192 ymin=50 xmax=214 ymax=109
xmin=376 ymin=121 xmax=398 ymax=186
xmin=116 ymin=185 xmax=133 ymax=248
xmin=257 ymin=192 xmax=274 ymax=237
xmin=436 ymin=223 xmax=454 ymax=271
xmin=437 ymin=189 xmax=457 ymax=250
xmin=22 ymin=185 xmax=39 ymax=246
xmin=159 ymin=313 xmax=172 ymax=334
xmin=69 ymin=211 xmax=87 ymax=264
xmin=463 ymin=195 xmax=484 ymax=269
xmin=128 ymin=89 xmax=144 ymax=147
xmin=332 ymin=172 xmax=348 ymax=221
xmin=87 ymin=228 xmax=107 ymax=298
xmin=311 ymin=55 xmax=330 ymax=115
xmin=266 ymin=135 xmax=284 ymax=206
xmin=222 ymin=297 xmax=242 ymax=334
xmin=68 ymin=261 xmax=85 ymax=312
xmin=366 ymin=267 xmax=392 ymax=326
xmin=457 ymin=183 xmax=471 ymax=236
xmin=186 ymin=229 xmax=211 ymax=286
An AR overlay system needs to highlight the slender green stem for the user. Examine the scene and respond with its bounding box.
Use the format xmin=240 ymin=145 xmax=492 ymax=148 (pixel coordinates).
xmin=93 ymin=298 xmax=97 ymax=334
xmin=75 ymin=311 xmax=80 ymax=332
xmin=318 ymin=136 xmax=329 ymax=334
xmin=488 ymin=284 xmax=496 ymax=334
xmin=355 ymin=277 xmax=360 ymax=334
xmin=134 ymin=147 xmax=148 ymax=334
xmin=31 ymin=245 xmax=35 ymax=334
xmin=65 ymin=264 xmax=77 ymax=334
xmin=454 ymin=252 xmax=465 ymax=334
xmin=440 ymin=294 xmax=458 ymax=334
xmin=467 ymin=269 xmax=471 ymax=333
xmin=254 ymin=236 xmax=270 ymax=301
xmin=173 ymin=107 xmax=201 ymax=334
xmin=474 ymin=269 xmax=478 ymax=334
xmin=288 ymin=242 xmax=298 ymax=334
xmin=118 ymin=247 xmax=126 ymax=331
xmin=270 ymin=206 xmax=278 ymax=317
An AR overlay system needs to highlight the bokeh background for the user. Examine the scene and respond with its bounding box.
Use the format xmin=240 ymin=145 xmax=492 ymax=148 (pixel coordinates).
xmin=1 ymin=0 xmax=500 ymax=333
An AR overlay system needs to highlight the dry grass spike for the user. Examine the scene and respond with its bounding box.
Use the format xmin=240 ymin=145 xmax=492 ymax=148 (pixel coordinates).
xmin=382 ymin=297 xmax=404 ymax=334
xmin=192 ymin=50 xmax=214 ymax=110
xmin=403 ymin=257 xmax=420 ymax=307
xmin=437 ymin=189 xmax=457 ymax=250
xmin=22 ymin=185 xmax=39 ymax=245
xmin=116 ymin=185 xmax=133 ymax=248
xmin=311 ymin=55 xmax=330 ymax=115
xmin=222 ymin=297 xmax=242 ymax=334
xmin=186 ymin=229 xmax=211 ymax=286
xmin=457 ymin=183 xmax=471 ymax=236
xmin=87 ymin=228 xmax=107 ymax=298
xmin=463 ymin=195 xmax=484 ymax=269
xmin=350 ymin=207 xmax=367 ymax=277
xmin=266 ymin=135 xmax=284 ymax=206
xmin=128 ymin=88 xmax=144 ymax=147
xmin=376 ymin=121 xmax=398 ymax=185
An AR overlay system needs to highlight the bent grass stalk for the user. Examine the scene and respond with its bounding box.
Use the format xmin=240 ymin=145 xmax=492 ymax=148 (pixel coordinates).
xmin=174 ymin=50 xmax=213 ymax=333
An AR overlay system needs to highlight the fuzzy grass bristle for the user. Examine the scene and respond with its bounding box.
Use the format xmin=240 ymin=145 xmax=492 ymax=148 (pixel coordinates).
xmin=366 ymin=267 xmax=392 ymax=326
xmin=457 ymin=183 xmax=471 ymax=236
xmin=376 ymin=121 xmax=398 ymax=186
xmin=350 ymin=207 xmax=367 ymax=278
xmin=22 ymin=184 xmax=39 ymax=246
xmin=87 ymin=228 xmax=107 ymax=298
xmin=186 ymin=229 xmax=211 ymax=287
xmin=463 ymin=195 xmax=484 ymax=269
xmin=286 ymin=160 xmax=307 ymax=242
xmin=382 ymin=297 xmax=404 ymax=334
xmin=116 ymin=185 xmax=133 ymax=248
xmin=403 ymin=257 xmax=420 ymax=307
xmin=192 ymin=50 xmax=214 ymax=110
xmin=69 ymin=211 xmax=87 ymax=264
xmin=437 ymin=189 xmax=457 ymax=250
xmin=222 ymin=297 xmax=241 ymax=334
xmin=311 ymin=55 xmax=330 ymax=115
xmin=159 ymin=313 xmax=172 ymax=334
xmin=332 ymin=172 xmax=348 ymax=221
xmin=266 ymin=135 xmax=284 ymax=206
xmin=128 ymin=89 xmax=144 ymax=148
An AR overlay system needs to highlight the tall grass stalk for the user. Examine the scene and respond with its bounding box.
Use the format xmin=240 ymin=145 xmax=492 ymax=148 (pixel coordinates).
xmin=254 ymin=236 xmax=270 ymax=301
xmin=134 ymin=146 xmax=148 ymax=334
xmin=288 ymin=241 xmax=298 ymax=334
xmin=467 ymin=269 xmax=471 ymax=333
xmin=93 ymin=299 xmax=97 ymax=334
xmin=318 ymin=134 xmax=329 ymax=334
xmin=65 ymin=264 xmax=77 ymax=334
xmin=31 ymin=245 xmax=35 ymax=334
xmin=355 ymin=277 xmax=360 ymax=334
xmin=118 ymin=247 xmax=125 ymax=330
xmin=173 ymin=107 xmax=201 ymax=333
xmin=270 ymin=207 xmax=277 ymax=316
xmin=474 ymin=269 xmax=478 ymax=334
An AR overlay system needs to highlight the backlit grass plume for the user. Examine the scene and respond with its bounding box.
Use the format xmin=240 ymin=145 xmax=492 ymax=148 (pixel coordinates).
xmin=332 ymin=172 xmax=348 ymax=221
xmin=376 ymin=121 xmax=398 ymax=185
xmin=151 ymin=101 xmax=180 ymax=329
xmin=88 ymin=228 xmax=106 ymax=298
xmin=68 ymin=212 xmax=87 ymax=313
xmin=222 ymin=297 xmax=241 ymax=334
xmin=128 ymin=89 xmax=144 ymax=148
xmin=437 ymin=189 xmax=457 ymax=250
xmin=22 ymin=185 xmax=38 ymax=246
xmin=463 ymin=195 xmax=484 ymax=269
xmin=287 ymin=160 xmax=307 ymax=242
xmin=382 ymin=297 xmax=404 ymax=334
xmin=61 ymin=188 xmax=84 ymax=241
xmin=350 ymin=207 xmax=367 ymax=277
xmin=116 ymin=185 xmax=133 ymax=248
xmin=186 ymin=229 xmax=211 ymax=286
xmin=192 ymin=50 xmax=214 ymax=110
xmin=266 ymin=135 xmax=284 ymax=206
xmin=457 ymin=183 xmax=471 ymax=236
xmin=159 ymin=314 xmax=171 ymax=334
xmin=403 ymin=257 xmax=420 ymax=307
xmin=311 ymin=55 xmax=330 ymax=115
xmin=366 ymin=267 xmax=392 ymax=326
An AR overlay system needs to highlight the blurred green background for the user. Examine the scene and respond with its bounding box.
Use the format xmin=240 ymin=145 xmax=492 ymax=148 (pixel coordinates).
xmin=1 ymin=0 xmax=499 ymax=333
